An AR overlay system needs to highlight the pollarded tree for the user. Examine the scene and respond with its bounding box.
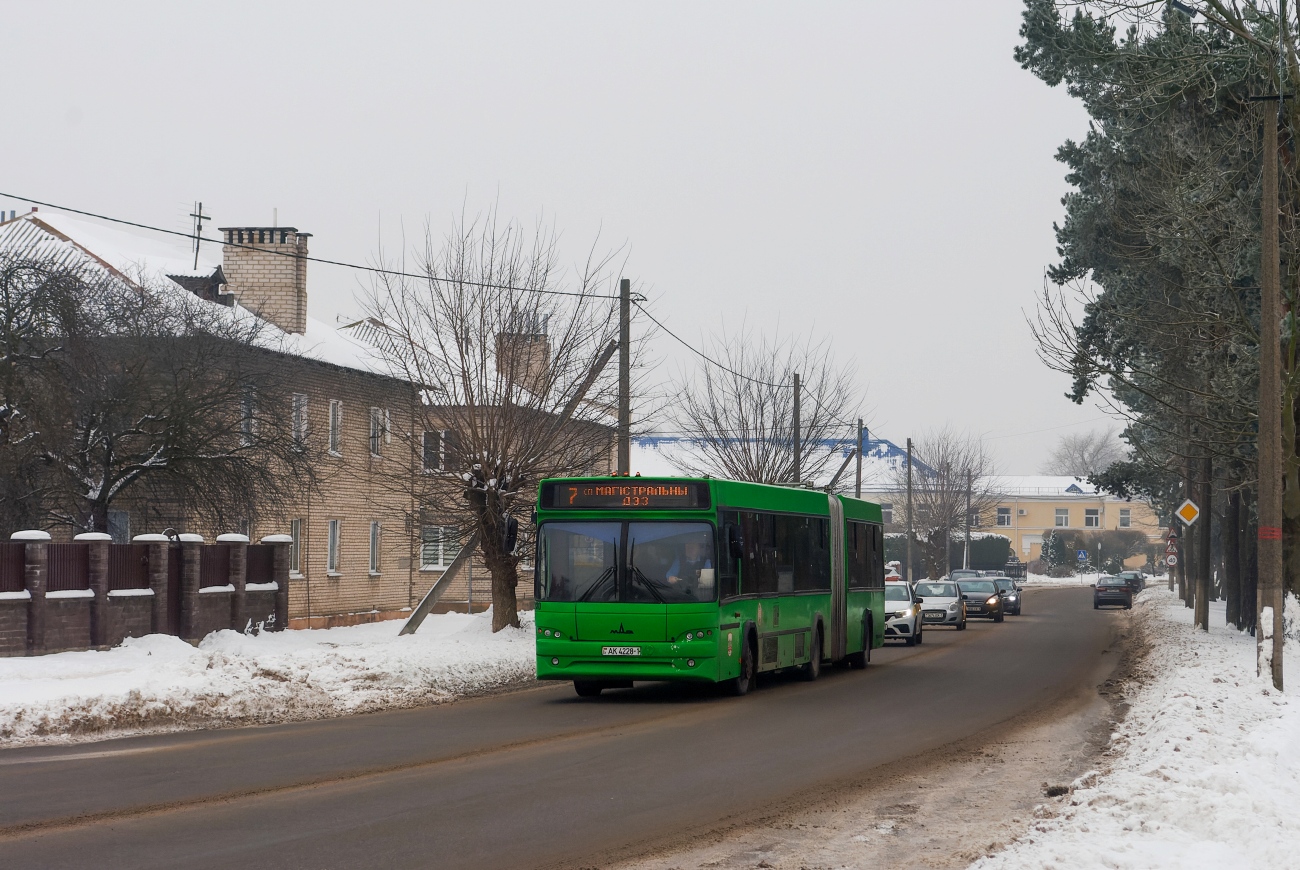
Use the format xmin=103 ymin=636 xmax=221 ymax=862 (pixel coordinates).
xmin=364 ymin=210 xmax=636 ymax=632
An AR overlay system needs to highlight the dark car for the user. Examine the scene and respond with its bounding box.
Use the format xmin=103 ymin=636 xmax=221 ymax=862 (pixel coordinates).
xmin=1093 ymin=576 xmax=1134 ymax=609
xmin=1116 ymin=570 xmax=1145 ymax=595
xmin=990 ymin=576 xmax=1023 ymax=615
xmin=957 ymin=578 xmax=1004 ymax=622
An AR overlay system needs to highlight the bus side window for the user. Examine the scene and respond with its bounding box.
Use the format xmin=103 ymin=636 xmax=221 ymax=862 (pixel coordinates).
xmin=871 ymin=524 xmax=884 ymax=587
xmin=739 ymin=511 xmax=777 ymax=595
xmin=719 ymin=511 xmax=740 ymax=600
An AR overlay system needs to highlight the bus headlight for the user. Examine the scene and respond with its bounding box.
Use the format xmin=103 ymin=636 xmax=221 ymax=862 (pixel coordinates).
xmin=551 ymin=657 xmax=559 ymax=665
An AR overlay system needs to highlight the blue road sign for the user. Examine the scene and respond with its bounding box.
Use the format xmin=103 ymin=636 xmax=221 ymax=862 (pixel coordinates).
xmin=1076 ymin=549 xmax=1088 ymax=562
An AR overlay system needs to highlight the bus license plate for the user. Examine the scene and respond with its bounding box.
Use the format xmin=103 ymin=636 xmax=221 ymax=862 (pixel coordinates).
xmin=602 ymin=646 xmax=641 ymax=656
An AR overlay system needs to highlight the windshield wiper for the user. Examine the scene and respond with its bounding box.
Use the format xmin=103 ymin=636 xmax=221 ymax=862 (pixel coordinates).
xmin=629 ymin=566 xmax=667 ymax=603
xmin=577 ymin=566 xmax=617 ymax=602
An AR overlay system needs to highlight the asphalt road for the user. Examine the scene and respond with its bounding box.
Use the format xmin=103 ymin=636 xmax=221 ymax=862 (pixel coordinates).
xmin=0 ymin=586 xmax=1117 ymax=870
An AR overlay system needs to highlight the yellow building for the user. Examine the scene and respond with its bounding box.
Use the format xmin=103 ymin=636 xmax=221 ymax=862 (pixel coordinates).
xmin=865 ymin=475 xmax=1164 ymax=569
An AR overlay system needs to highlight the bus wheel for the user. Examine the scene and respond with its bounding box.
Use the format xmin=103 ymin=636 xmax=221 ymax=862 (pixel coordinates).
xmin=801 ymin=627 xmax=822 ymax=681
xmin=847 ymin=617 xmax=871 ymax=669
xmin=726 ymin=635 xmax=756 ymax=696
xmin=573 ymin=681 xmax=603 ymax=698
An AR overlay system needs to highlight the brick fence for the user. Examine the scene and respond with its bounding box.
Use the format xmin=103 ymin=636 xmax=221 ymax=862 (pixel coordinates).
xmin=0 ymin=531 xmax=291 ymax=657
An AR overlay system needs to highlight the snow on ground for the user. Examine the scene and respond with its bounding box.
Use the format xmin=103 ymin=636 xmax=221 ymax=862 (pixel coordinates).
xmin=972 ymin=586 xmax=1300 ymax=870
xmin=0 ymin=610 xmax=535 ymax=746
xmin=1021 ymin=570 xmax=1169 ymax=588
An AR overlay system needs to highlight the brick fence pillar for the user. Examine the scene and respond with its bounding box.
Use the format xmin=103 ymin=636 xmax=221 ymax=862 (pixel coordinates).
xmin=260 ymin=535 xmax=292 ymax=632
xmin=12 ymin=530 xmax=50 ymax=656
xmin=133 ymin=534 xmax=170 ymax=634
xmin=178 ymin=534 xmax=203 ymax=642
xmin=217 ymin=534 xmax=249 ymax=633
xmin=75 ymin=532 xmax=112 ymax=647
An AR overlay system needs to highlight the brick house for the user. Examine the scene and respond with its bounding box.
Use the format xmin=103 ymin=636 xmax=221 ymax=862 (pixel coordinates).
xmin=0 ymin=208 xmax=610 ymax=626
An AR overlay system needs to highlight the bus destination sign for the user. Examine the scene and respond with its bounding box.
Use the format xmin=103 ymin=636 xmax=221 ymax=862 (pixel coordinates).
xmin=544 ymin=481 xmax=709 ymax=509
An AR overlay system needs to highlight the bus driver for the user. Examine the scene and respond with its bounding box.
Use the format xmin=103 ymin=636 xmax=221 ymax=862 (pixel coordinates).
xmin=666 ymin=539 xmax=713 ymax=593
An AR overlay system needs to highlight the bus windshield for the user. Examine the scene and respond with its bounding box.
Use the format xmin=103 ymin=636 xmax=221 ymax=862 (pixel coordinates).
xmin=537 ymin=521 xmax=716 ymax=604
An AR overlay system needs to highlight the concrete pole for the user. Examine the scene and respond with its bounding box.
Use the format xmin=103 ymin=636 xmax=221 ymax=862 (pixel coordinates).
xmin=792 ymin=373 xmax=801 ymax=484
xmin=905 ymin=438 xmax=915 ymax=585
xmin=855 ymin=419 xmax=863 ymax=499
xmin=963 ymin=470 xmax=973 ymax=570
xmin=617 ymin=278 xmax=631 ymax=475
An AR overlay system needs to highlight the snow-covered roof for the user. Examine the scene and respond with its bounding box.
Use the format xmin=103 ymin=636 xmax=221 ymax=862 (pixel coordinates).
xmin=986 ymin=475 xmax=1099 ymax=497
xmin=0 ymin=209 xmax=387 ymax=378
xmin=630 ymin=432 xmax=921 ymax=486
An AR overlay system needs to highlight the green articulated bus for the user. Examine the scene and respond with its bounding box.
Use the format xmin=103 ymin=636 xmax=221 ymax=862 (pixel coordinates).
xmin=533 ymin=476 xmax=886 ymax=697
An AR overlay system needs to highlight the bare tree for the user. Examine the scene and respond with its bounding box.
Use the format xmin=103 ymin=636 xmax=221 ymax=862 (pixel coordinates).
xmin=363 ymin=211 xmax=633 ymax=632
xmin=1040 ymin=427 xmax=1127 ymax=476
xmin=890 ymin=428 xmax=999 ymax=580
xmin=665 ymin=327 xmax=863 ymax=485
xmin=0 ymin=251 xmax=321 ymax=535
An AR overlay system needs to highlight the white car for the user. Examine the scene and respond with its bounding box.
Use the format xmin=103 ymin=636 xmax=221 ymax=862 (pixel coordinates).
xmin=883 ymin=581 xmax=923 ymax=646
xmin=913 ymin=580 xmax=967 ymax=630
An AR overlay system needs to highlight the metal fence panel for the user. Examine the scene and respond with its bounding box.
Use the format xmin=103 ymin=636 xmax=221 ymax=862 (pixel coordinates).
xmin=107 ymin=544 xmax=151 ymax=591
xmin=200 ymin=544 xmax=231 ymax=588
xmin=246 ymin=545 xmax=274 ymax=585
xmin=47 ymin=543 xmax=90 ymax=592
xmin=0 ymin=542 xmax=23 ymax=594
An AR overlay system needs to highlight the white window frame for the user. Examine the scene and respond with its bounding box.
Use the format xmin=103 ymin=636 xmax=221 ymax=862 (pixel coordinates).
xmin=420 ymin=525 xmax=458 ymax=571
xmin=290 ymin=518 xmax=303 ymax=576
xmin=328 ymin=400 xmax=342 ymax=456
xmin=1085 ymin=508 xmax=1100 ymax=528
xmin=1054 ymin=508 xmax=1069 ymax=528
xmin=996 ymin=507 xmax=1012 ymax=527
xmin=327 ymin=520 xmax=341 ymax=575
xmin=423 ymin=429 xmax=447 ymax=473
xmin=291 ymin=393 xmax=308 ymax=447
xmin=369 ymin=521 xmax=381 ymax=575
xmin=369 ymin=407 xmax=389 ymax=457
xmin=1119 ymin=508 xmax=1131 ymax=528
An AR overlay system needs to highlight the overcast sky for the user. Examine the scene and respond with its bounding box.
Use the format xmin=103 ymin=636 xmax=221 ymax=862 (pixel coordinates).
xmin=1 ymin=1 xmax=1111 ymax=473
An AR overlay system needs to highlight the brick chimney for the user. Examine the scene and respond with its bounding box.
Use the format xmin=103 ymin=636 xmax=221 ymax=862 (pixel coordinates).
xmin=496 ymin=314 xmax=551 ymax=394
xmin=219 ymin=226 xmax=311 ymax=335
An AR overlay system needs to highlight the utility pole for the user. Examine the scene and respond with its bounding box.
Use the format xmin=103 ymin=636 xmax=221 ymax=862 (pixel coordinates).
xmin=617 ymin=278 xmax=631 ymax=475
xmin=1195 ymin=454 xmax=1212 ymax=631
xmin=855 ymin=418 xmax=864 ymax=499
xmin=962 ymin=469 xmax=973 ymax=570
xmin=905 ymin=438 xmax=915 ymax=584
xmin=792 ymin=373 xmax=801 ymax=484
xmin=1259 ymin=99 xmax=1285 ymax=689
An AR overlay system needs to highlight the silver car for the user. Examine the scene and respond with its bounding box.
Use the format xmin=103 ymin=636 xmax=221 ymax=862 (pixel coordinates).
xmin=914 ymin=580 xmax=967 ymax=630
xmin=884 ymin=581 xmax=923 ymax=646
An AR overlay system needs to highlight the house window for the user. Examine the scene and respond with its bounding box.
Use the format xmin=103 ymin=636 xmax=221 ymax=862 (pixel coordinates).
xmin=1055 ymin=508 xmax=1069 ymax=527
xmin=369 ymin=407 xmax=389 ymax=456
xmin=423 ymin=430 xmax=445 ymax=472
xmin=996 ymin=507 xmax=1012 ymax=527
xmin=1085 ymin=508 xmax=1100 ymax=528
xmin=969 ymin=511 xmax=981 ymax=529
xmin=290 ymin=518 xmax=303 ymax=575
xmin=291 ymin=393 xmax=308 ymax=447
xmin=881 ymin=503 xmax=893 ymax=524
xmin=328 ymin=400 xmax=342 ymax=455
xmin=240 ymin=388 xmax=257 ymax=446
xmin=421 ymin=525 xmax=459 ymax=570
xmin=107 ymin=509 xmax=131 ymax=544
xmin=369 ymin=521 xmax=381 ymax=574
xmin=1119 ymin=508 xmax=1131 ymax=528
xmin=327 ymin=520 xmax=341 ymax=574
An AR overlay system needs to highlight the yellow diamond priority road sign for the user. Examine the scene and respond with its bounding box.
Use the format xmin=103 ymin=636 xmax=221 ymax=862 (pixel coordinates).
xmin=1176 ymin=499 xmax=1201 ymax=526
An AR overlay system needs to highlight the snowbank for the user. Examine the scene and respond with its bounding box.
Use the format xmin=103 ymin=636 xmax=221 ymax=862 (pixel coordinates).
xmin=973 ymin=587 xmax=1300 ymax=870
xmin=0 ymin=610 xmax=536 ymax=746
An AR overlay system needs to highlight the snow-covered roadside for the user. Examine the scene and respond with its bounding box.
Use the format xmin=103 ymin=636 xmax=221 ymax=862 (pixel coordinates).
xmin=972 ymin=587 xmax=1300 ymax=870
xmin=0 ymin=610 xmax=536 ymax=746
xmin=1021 ymin=571 xmax=1107 ymax=588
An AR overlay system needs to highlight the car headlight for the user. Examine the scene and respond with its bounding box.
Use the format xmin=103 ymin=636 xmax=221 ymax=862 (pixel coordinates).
xmin=986 ymin=596 xmax=999 ymax=606
xmin=892 ymin=610 xmax=907 ymax=619
xmin=948 ymin=602 xmax=958 ymax=610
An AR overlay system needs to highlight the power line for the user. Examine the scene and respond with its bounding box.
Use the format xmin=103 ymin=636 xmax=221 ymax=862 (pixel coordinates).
xmin=0 ymin=192 xmax=622 ymax=301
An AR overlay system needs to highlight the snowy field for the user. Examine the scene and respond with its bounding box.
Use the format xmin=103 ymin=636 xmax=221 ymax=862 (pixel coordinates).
xmin=973 ymin=587 xmax=1300 ymax=870
xmin=0 ymin=610 xmax=536 ymax=746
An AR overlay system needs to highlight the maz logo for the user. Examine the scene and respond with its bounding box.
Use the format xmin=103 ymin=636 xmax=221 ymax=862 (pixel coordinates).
xmin=610 ymin=623 xmax=633 ymax=635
